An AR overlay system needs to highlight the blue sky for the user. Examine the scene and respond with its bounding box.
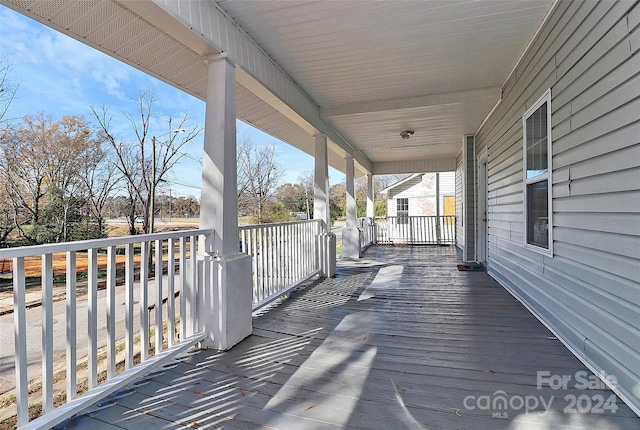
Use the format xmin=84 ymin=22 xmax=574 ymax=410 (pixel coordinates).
xmin=0 ymin=6 xmax=344 ymax=197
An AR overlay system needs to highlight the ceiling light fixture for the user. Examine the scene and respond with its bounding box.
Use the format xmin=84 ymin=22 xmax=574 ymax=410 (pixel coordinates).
xmin=400 ymin=130 xmax=414 ymax=140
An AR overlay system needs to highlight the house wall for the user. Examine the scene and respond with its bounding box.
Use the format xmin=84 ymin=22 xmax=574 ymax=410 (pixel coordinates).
xmin=387 ymin=173 xmax=455 ymax=217
xmin=476 ymin=0 xmax=640 ymax=413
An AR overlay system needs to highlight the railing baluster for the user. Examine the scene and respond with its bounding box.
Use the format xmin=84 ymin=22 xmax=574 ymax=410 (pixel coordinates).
xmin=260 ymin=227 xmax=266 ymax=300
xmin=302 ymin=224 xmax=307 ymax=275
xmin=179 ymin=236 xmax=187 ymax=341
xmin=288 ymin=224 xmax=293 ymax=284
xmin=88 ymin=248 xmax=98 ymax=389
xmin=106 ymin=246 xmax=116 ymax=379
xmin=66 ymin=251 xmax=77 ymax=400
xmin=167 ymin=238 xmax=176 ymax=347
xmin=277 ymin=225 xmax=282 ymax=289
xmin=194 ymin=234 xmax=204 ymax=334
xmin=292 ymin=225 xmax=297 ymax=282
xmin=305 ymin=223 xmax=310 ymax=274
xmin=140 ymin=242 xmax=149 ymax=361
xmin=248 ymin=228 xmax=255 ymax=299
xmin=188 ymin=235 xmax=197 ymax=337
xmin=125 ymin=243 xmax=134 ymax=370
xmin=269 ymin=226 xmax=275 ymax=295
xmin=253 ymin=228 xmax=259 ymax=301
xmin=155 ymin=239 xmax=163 ymax=354
xmin=13 ymin=257 xmax=28 ymax=427
xmin=41 ymin=253 xmax=54 ymax=413
xmin=264 ymin=227 xmax=269 ymax=299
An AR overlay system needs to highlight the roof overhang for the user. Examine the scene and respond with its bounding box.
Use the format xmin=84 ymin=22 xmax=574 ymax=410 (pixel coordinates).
xmin=2 ymin=0 xmax=555 ymax=177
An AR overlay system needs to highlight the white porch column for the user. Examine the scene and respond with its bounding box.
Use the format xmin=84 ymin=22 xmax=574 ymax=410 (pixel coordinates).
xmin=366 ymin=173 xmax=374 ymax=218
xmin=199 ymin=54 xmax=252 ymax=350
xmin=366 ymin=173 xmax=377 ymax=245
xmin=343 ymin=157 xmax=362 ymax=258
xmin=314 ymin=135 xmax=336 ymax=276
xmin=314 ymin=135 xmax=331 ymax=228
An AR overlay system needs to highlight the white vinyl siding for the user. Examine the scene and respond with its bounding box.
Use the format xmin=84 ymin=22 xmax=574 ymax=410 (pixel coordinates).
xmin=475 ymin=0 xmax=640 ymax=413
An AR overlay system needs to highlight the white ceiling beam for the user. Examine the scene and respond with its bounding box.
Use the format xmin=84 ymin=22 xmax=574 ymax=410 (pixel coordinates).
xmin=235 ymin=70 xmax=320 ymax=137
xmin=320 ymin=87 xmax=502 ymax=118
xmin=146 ymin=0 xmax=373 ymax=173
xmin=373 ymin=158 xmax=457 ymax=175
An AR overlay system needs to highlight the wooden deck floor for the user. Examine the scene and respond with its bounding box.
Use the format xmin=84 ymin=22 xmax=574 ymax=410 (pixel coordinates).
xmin=55 ymin=246 xmax=640 ymax=429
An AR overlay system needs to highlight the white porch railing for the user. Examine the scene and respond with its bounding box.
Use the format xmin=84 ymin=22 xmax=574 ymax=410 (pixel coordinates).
xmin=358 ymin=217 xmax=376 ymax=251
xmin=239 ymin=219 xmax=323 ymax=310
xmin=375 ymin=215 xmax=456 ymax=245
xmin=1 ymin=229 xmax=211 ymax=430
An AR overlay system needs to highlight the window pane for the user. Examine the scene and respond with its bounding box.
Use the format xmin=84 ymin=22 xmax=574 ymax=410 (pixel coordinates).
xmin=397 ymin=198 xmax=408 ymax=224
xmin=526 ymin=102 xmax=547 ymax=179
xmin=397 ymin=198 xmax=408 ymax=212
xmin=527 ymin=180 xmax=549 ymax=248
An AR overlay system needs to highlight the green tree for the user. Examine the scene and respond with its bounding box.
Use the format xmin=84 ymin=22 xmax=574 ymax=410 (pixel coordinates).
xmin=329 ymin=183 xmax=346 ymax=221
xmin=0 ymin=113 xmax=105 ymax=244
xmin=275 ymin=183 xmax=308 ymax=213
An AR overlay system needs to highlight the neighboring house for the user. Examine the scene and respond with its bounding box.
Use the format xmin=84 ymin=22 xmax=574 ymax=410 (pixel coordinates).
xmin=381 ymin=172 xmax=455 ymax=219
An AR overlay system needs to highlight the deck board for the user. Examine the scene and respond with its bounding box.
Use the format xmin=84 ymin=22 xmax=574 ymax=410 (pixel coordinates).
xmin=55 ymin=246 xmax=640 ymax=429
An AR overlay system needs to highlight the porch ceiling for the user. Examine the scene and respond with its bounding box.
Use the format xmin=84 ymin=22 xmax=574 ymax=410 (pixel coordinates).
xmin=3 ymin=0 xmax=553 ymax=174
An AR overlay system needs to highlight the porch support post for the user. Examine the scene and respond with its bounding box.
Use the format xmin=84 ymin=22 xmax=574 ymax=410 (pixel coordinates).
xmin=463 ymin=135 xmax=476 ymax=262
xmin=366 ymin=173 xmax=377 ymax=245
xmin=366 ymin=174 xmax=374 ymax=219
xmin=199 ymin=54 xmax=252 ymax=350
xmin=314 ymin=134 xmax=336 ymax=276
xmin=343 ymin=156 xmax=362 ymax=258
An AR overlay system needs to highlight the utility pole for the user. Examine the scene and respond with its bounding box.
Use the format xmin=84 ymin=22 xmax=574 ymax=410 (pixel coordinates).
xmin=149 ymin=129 xmax=184 ymax=233
xmin=149 ymin=136 xmax=157 ymax=234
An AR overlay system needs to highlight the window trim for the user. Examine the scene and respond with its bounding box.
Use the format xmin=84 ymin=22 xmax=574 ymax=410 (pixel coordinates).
xmin=522 ymin=88 xmax=553 ymax=256
xmin=397 ymin=197 xmax=409 ymax=224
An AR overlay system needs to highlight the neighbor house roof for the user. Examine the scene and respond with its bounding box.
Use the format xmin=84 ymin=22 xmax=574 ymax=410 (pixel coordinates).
xmin=380 ymin=174 xmax=423 ymax=196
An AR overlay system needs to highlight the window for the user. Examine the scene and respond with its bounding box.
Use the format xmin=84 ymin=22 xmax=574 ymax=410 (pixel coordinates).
xmin=397 ymin=198 xmax=409 ymax=224
xmin=523 ymin=89 xmax=552 ymax=254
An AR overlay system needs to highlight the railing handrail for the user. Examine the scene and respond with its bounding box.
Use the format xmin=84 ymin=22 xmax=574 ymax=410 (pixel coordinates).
xmin=376 ymin=215 xmax=455 ymax=218
xmin=0 ymin=228 xmax=214 ymax=259
xmin=238 ymin=218 xmax=323 ymax=231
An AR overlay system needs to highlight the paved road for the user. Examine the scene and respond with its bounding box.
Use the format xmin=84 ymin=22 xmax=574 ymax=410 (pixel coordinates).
xmin=331 ymin=220 xmax=344 ymax=242
xmin=0 ymin=275 xmax=178 ymax=395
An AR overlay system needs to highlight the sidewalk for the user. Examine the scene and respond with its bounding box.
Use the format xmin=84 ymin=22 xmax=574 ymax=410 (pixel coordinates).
xmin=0 ymin=285 xmax=67 ymax=316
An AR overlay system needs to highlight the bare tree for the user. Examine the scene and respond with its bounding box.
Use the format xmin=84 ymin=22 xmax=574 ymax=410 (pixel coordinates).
xmin=91 ymin=92 xmax=202 ymax=234
xmin=0 ymin=56 xmax=19 ymax=124
xmin=81 ymin=140 xmax=121 ymax=235
xmin=297 ymin=170 xmax=314 ymax=218
xmin=374 ymin=174 xmax=410 ymax=199
xmin=237 ymin=139 xmax=283 ymax=223
xmin=0 ymin=160 xmax=15 ymax=245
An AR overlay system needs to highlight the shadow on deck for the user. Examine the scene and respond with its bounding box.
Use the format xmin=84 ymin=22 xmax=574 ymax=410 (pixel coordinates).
xmin=55 ymin=246 xmax=640 ymax=429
